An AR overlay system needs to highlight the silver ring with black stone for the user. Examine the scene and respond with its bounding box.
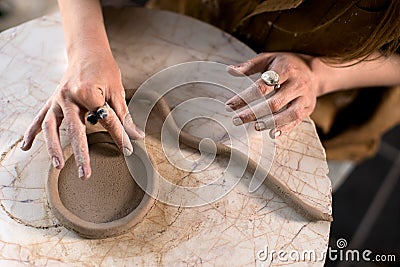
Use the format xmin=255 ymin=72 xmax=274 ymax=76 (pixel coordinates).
xmin=87 ymin=102 xmax=110 ymax=125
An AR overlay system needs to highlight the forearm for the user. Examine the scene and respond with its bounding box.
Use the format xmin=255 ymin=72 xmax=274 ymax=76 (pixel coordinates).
xmin=312 ymin=52 xmax=400 ymax=96
xmin=57 ymin=0 xmax=111 ymax=61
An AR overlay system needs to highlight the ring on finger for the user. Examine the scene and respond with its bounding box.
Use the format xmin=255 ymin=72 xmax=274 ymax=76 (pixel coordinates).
xmin=96 ymin=102 xmax=110 ymax=120
xmin=261 ymin=70 xmax=281 ymax=90
xmin=87 ymin=102 xmax=110 ymax=125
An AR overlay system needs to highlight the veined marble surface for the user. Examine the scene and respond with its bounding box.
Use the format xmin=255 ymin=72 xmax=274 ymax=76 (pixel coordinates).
xmin=0 ymin=7 xmax=331 ymax=266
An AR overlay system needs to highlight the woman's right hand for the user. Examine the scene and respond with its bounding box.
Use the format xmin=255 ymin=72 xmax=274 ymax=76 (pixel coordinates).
xmin=21 ymin=48 xmax=144 ymax=180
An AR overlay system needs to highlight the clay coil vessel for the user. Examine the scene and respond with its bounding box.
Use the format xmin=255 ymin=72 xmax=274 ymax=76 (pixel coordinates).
xmin=47 ymin=132 xmax=157 ymax=239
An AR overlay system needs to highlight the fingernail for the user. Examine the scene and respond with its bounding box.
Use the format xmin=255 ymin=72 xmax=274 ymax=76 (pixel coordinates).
xmin=20 ymin=140 xmax=26 ymax=149
xmin=52 ymin=156 xmax=60 ymax=168
xmin=122 ymin=147 xmax=133 ymax=156
xmin=255 ymin=122 xmax=266 ymax=131
xmin=225 ymin=103 xmax=234 ymax=112
xmin=78 ymin=165 xmax=85 ymax=179
xmin=232 ymin=117 xmax=243 ymax=126
xmin=270 ymin=129 xmax=282 ymax=139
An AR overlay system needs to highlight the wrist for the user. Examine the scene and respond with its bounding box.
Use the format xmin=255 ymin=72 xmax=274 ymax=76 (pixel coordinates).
xmin=310 ymin=57 xmax=338 ymax=96
xmin=59 ymin=0 xmax=111 ymax=62
xmin=67 ymin=38 xmax=113 ymax=63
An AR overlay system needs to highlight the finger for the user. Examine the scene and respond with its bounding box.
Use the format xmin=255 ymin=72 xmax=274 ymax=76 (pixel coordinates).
xmin=109 ymin=93 xmax=145 ymax=140
xmin=42 ymin=104 xmax=65 ymax=169
xmin=230 ymin=96 xmax=271 ymax=126
xmin=63 ymin=104 xmax=91 ymax=180
xmin=21 ymin=98 xmax=52 ymax=151
xmin=254 ymin=97 xmax=308 ymax=132
xmin=123 ymin=113 xmax=146 ymax=140
xmin=231 ymin=78 xmax=302 ymax=125
xmin=227 ymin=53 xmax=275 ymax=76
xmin=226 ymin=61 xmax=291 ymax=112
xmin=225 ymin=79 xmax=273 ymax=112
xmin=98 ymin=105 xmax=134 ymax=156
xmin=273 ymin=119 xmax=302 ymax=138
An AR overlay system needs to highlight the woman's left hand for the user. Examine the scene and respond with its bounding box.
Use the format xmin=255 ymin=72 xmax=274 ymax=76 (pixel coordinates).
xmin=225 ymin=52 xmax=320 ymax=138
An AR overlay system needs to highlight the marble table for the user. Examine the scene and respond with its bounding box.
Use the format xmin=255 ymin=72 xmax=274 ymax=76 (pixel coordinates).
xmin=0 ymin=7 xmax=332 ymax=266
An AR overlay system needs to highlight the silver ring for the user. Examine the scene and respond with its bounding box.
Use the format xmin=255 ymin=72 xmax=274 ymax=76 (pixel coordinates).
xmin=87 ymin=102 xmax=110 ymax=125
xmin=96 ymin=102 xmax=110 ymax=120
xmin=261 ymin=70 xmax=280 ymax=90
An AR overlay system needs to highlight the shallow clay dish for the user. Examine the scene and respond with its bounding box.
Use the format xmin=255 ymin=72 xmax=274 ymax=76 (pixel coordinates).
xmin=47 ymin=132 xmax=157 ymax=239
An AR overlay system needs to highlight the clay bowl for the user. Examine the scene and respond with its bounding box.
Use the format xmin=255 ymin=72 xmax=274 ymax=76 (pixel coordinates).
xmin=47 ymin=132 xmax=157 ymax=239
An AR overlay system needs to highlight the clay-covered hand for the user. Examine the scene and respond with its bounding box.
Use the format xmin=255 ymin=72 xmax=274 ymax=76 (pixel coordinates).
xmin=225 ymin=53 xmax=320 ymax=138
xmin=21 ymin=51 xmax=144 ymax=179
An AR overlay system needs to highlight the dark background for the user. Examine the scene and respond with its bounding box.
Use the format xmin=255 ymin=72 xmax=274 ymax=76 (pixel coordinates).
xmin=326 ymin=125 xmax=400 ymax=267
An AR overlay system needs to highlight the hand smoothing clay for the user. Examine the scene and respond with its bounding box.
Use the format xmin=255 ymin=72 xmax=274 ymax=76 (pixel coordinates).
xmin=47 ymin=132 xmax=157 ymax=239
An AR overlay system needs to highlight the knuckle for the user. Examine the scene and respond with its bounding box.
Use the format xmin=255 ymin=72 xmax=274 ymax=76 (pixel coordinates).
xmin=73 ymin=83 xmax=92 ymax=98
xmin=102 ymin=116 xmax=117 ymax=129
xmin=59 ymin=85 xmax=70 ymax=98
xmin=246 ymin=58 xmax=255 ymax=66
xmin=297 ymin=79 xmax=310 ymax=89
xmin=64 ymin=121 xmax=83 ymax=136
xmin=116 ymin=103 xmax=128 ymax=120
xmin=74 ymin=153 xmax=87 ymax=166
xmin=46 ymin=145 xmax=56 ymax=156
xmin=64 ymin=125 xmax=75 ymax=136
xmin=268 ymin=98 xmax=282 ymax=111
xmin=33 ymin=114 xmax=42 ymax=125
xmin=41 ymin=119 xmax=52 ymax=131
xmin=123 ymin=112 xmax=133 ymax=126
xmin=241 ymin=110 xmax=255 ymax=122
xmin=120 ymin=89 xmax=126 ymax=99
xmin=274 ymin=55 xmax=286 ymax=64
xmin=273 ymin=55 xmax=288 ymax=67
xmin=296 ymin=79 xmax=308 ymax=89
xmin=291 ymin=106 xmax=303 ymax=120
xmin=286 ymin=63 xmax=299 ymax=76
xmin=256 ymin=80 xmax=269 ymax=94
xmin=71 ymin=82 xmax=102 ymax=102
xmin=23 ymin=132 xmax=31 ymax=142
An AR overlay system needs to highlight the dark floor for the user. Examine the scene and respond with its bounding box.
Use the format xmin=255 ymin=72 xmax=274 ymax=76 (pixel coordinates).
xmin=326 ymin=125 xmax=400 ymax=267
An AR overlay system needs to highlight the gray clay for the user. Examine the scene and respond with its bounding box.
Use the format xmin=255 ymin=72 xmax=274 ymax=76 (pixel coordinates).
xmin=47 ymin=132 xmax=157 ymax=239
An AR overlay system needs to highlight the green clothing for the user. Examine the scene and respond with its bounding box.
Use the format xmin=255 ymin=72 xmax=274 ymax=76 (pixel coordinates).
xmin=149 ymin=0 xmax=400 ymax=161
